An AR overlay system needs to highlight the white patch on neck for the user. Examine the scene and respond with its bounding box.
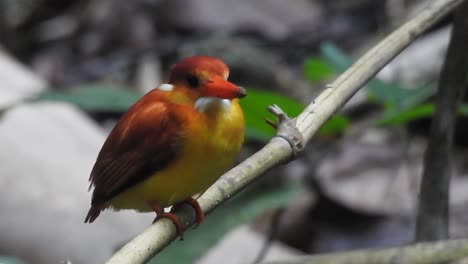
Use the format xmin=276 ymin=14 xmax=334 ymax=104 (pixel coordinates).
xmin=195 ymin=97 xmax=232 ymax=112
xmin=156 ymin=83 xmax=174 ymax=91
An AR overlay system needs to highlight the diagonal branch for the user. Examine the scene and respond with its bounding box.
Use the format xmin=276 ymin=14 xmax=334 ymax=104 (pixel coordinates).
xmin=105 ymin=0 xmax=467 ymax=263
xmin=415 ymin=0 xmax=468 ymax=242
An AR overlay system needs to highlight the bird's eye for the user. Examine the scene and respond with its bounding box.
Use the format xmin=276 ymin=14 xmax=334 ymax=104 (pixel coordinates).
xmin=186 ymin=74 xmax=199 ymax=88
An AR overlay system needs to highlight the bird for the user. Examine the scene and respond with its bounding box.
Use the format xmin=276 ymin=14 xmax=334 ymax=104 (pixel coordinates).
xmin=84 ymin=56 xmax=246 ymax=237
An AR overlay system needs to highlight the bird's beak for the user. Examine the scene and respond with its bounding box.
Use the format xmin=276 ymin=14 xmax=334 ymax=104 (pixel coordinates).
xmin=202 ymin=77 xmax=247 ymax=99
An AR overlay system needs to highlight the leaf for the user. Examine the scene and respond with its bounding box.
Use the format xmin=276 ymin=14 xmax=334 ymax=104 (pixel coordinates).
xmin=321 ymin=42 xmax=436 ymax=108
xmin=320 ymin=42 xmax=351 ymax=72
xmin=367 ymin=81 xmax=435 ymax=110
xmin=375 ymin=103 xmax=435 ymax=126
xmin=303 ymin=58 xmax=334 ymax=83
xmin=148 ymin=183 xmax=301 ymax=264
xmin=459 ymin=104 xmax=468 ymax=115
xmin=0 ymin=257 xmax=27 ymax=264
xmin=241 ymin=89 xmax=349 ymax=140
xmin=240 ymin=89 xmax=304 ymax=141
xmin=318 ymin=115 xmax=350 ymax=136
xmin=320 ymin=42 xmax=438 ymax=127
xmin=376 ymin=103 xmax=468 ymax=126
xmin=37 ymin=85 xmax=141 ymax=112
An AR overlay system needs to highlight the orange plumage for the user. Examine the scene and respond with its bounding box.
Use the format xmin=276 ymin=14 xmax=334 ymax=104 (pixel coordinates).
xmin=85 ymin=56 xmax=246 ymax=234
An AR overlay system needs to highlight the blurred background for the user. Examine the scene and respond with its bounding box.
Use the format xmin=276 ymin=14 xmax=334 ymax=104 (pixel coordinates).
xmin=1 ymin=0 xmax=468 ymax=263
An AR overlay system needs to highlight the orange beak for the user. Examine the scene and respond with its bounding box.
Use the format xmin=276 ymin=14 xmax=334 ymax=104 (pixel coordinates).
xmin=201 ymin=76 xmax=247 ymax=99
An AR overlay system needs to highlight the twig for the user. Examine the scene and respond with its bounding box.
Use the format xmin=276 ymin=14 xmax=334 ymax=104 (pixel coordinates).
xmin=105 ymin=0 xmax=466 ymax=263
xmin=262 ymin=239 xmax=468 ymax=264
xmin=252 ymin=208 xmax=285 ymax=264
xmin=415 ymin=1 xmax=468 ymax=242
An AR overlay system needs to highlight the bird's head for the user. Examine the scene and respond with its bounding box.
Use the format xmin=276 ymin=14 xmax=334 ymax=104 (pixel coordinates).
xmin=168 ymin=56 xmax=246 ymax=100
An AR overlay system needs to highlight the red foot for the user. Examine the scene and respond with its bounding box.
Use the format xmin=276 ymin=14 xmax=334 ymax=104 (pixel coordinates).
xmin=182 ymin=197 xmax=204 ymax=228
xmin=170 ymin=197 xmax=205 ymax=228
xmin=148 ymin=201 xmax=185 ymax=240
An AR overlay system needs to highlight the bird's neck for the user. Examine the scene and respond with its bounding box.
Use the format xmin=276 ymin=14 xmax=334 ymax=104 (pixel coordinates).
xmin=194 ymin=97 xmax=243 ymax=134
xmin=194 ymin=97 xmax=232 ymax=114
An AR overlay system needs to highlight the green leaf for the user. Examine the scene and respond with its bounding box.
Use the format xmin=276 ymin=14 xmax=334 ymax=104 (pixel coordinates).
xmin=303 ymin=58 xmax=334 ymax=83
xmin=0 ymin=257 xmax=27 ymax=264
xmin=321 ymin=42 xmax=436 ymax=108
xmin=375 ymin=103 xmax=435 ymax=126
xmin=320 ymin=42 xmax=351 ymax=72
xmin=377 ymin=103 xmax=468 ymax=126
xmin=366 ymin=81 xmax=435 ymax=110
xmin=318 ymin=115 xmax=350 ymax=136
xmin=459 ymin=104 xmax=468 ymax=115
xmin=242 ymin=88 xmax=350 ymax=140
xmin=320 ymin=42 xmax=439 ymax=128
xmin=37 ymin=85 xmax=141 ymax=112
xmin=240 ymin=89 xmax=304 ymax=141
xmin=149 ymin=183 xmax=301 ymax=264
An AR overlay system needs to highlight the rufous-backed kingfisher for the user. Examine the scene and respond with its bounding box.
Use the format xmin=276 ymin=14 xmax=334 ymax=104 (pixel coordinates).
xmin=85 ymin=56 xmax=246 ymax=236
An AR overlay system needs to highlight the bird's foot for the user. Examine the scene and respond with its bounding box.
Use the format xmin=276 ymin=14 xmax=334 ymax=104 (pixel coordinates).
xmin=184 ymin=197 xmax=204 ymax=228
xmin=172 ymin=197 xmax=204 ymax=229
xmin=265 ymin=104 xmax=304 ymax=159
xmin=148 ymin=201 xmax=185 ymax=240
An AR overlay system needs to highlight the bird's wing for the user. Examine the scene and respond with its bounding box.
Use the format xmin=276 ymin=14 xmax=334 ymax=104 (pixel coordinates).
xmin=89 ymin=100 xmax=185 ymax=206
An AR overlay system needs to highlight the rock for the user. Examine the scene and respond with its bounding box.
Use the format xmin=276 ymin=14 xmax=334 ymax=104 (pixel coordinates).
xmin=0 ymin=0 xmax=44 ymax=28
xmin=0 ymin=102 xmax=152 ymax=264
xmin=0 ymin=50 xmax=46 ymax=109
xmin=315 ymin=127 xmax=421 ymax=215
xmin=196 ymin=225 xmax=302 ymax=264
xmin=35 ymin=14 xmax=78 ymax=43
xmin=315 ymin=125 xmax=468 ymax=218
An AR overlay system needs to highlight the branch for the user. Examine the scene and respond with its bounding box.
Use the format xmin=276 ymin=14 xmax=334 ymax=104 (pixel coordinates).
xmin=105 ymin=0 xmax=466 ymax=263
xmin=415 ymin=1 xmax=468 ymax=241
xmin=262 ymin=239 xmax=468 ymax=264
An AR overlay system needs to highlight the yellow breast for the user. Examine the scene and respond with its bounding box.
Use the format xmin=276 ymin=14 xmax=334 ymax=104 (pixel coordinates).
xmin=109 ymin=98 xmax=244 ymax=211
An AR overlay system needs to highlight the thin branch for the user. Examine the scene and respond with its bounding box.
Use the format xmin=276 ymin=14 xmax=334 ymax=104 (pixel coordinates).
xmin=105 ymin=0 xmax=466 ymax=263
xmin=415 ymin=1 xmax=468 ymax=242
xmin=262 ymin=239 xmax=468 ymax=264
xmin=252 ymin=208 xmax=285 ymax=264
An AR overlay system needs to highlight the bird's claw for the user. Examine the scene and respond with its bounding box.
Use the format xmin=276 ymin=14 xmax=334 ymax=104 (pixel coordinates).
xmin=181 ymin=197 xmax=204 ymax=229
xmin=149 ymin=201 xmax=185 ymax=240
xmin=266 ymin=104 xmax=304 ymax=159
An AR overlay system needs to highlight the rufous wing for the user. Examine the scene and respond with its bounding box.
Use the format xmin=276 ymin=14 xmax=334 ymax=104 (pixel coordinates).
xmin=85 ymin=93 xmax=185 ymax=222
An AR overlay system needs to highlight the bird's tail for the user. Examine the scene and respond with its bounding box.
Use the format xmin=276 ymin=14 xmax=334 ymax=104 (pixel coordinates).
xmin=84 ymin=206 xmax=101 ymax=223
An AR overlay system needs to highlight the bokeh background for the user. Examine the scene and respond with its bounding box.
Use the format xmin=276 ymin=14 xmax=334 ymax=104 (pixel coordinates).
xmin=1 ymin=0 xmax=468 ymax=263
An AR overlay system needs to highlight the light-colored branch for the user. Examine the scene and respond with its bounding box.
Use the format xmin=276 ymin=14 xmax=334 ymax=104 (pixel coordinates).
xmin=415 ymin=1 xmax=468 ymax=242
xmin=105 ymin=0 xmax=466 ymax=263
xmin=263 ymin=239 xmax=468 ymax=264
